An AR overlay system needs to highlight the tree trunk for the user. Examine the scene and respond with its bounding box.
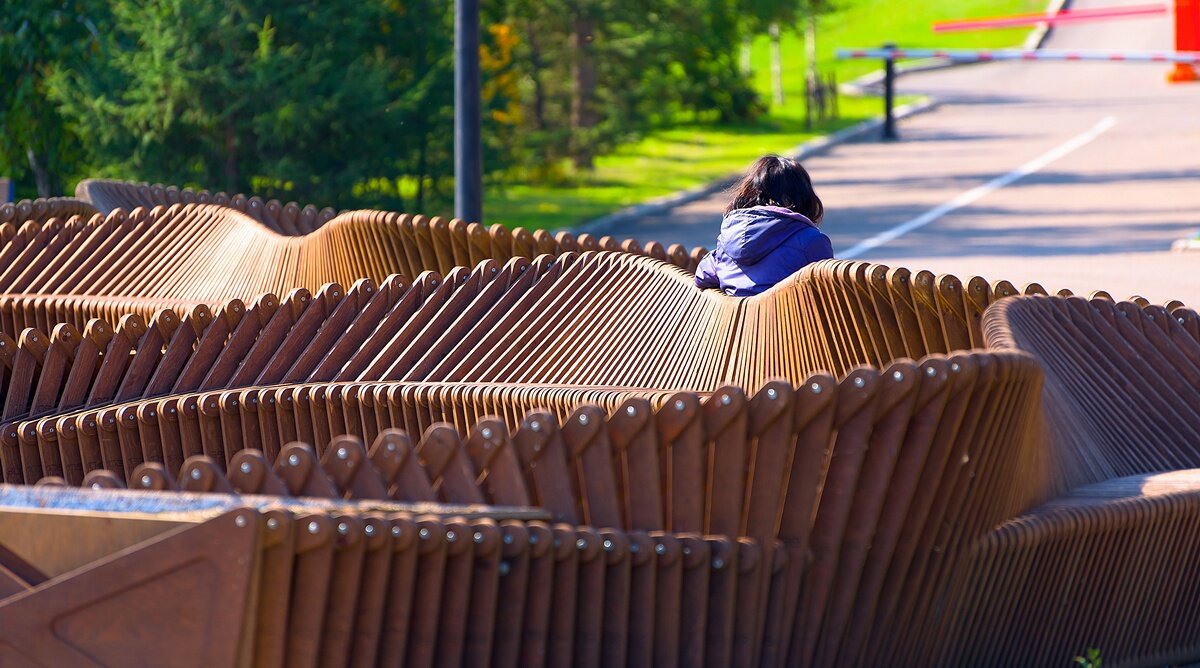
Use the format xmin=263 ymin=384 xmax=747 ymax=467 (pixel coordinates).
xmin=526 ymin=19 xmax=548 ymax=131
xmin=805 ymin=13 xmax=818 ymax=85
xmin=223 ymin=120 xmax=238 ymax=193
xmin=769 ymin=22 xmax=784 ymax=107
xmin=25 ymin=147 xmax=55 ymax=198
xmin=740 ymin=39 xmax=753 ymax=75
xmin=416 ymin=132 xmax=428 ymax=212
xmin=24 ymin=87 xmax=60 ymax=197
xmin=570 ymin=11 xmax=597 ymax=170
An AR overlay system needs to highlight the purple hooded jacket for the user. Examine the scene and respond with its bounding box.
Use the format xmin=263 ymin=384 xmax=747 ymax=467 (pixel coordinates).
xmin=694 ymin=205 xmax=833 ymax=296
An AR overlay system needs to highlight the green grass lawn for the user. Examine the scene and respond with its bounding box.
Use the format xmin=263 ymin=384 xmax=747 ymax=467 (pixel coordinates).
xmin=485 ymin=99 xmax=877 ymax=232
xmin=483 ymin=0 xmax=1044 ymax=231
xmin=750 ymin=0 xmax=1043 ymax=117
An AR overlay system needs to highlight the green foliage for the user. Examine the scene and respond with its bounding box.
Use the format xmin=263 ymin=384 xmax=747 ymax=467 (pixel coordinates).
xmin=0 ymin=0 xmax=100 ymax=197
xmin=48 ymin=0 xmax=429 ymax=208
xmin=486 ymin=0 xmax=1042 ymax=230
xmin=739 ymin=0 xmax=831 ymax=31
xmin=747 ymin=0 xmax=1043 ymax=109
xmin=4 ymin=0 xmax=765 ymax=208
xmin=486 ymin=0 xmax=762 ymax=173
xmin=1073 ymin=647 xmax=1101 ymax=668
xmin=483 ymin=94 xmax=882 ymax=230
xmin=0 ymin=0 xmax=1041 ymax=220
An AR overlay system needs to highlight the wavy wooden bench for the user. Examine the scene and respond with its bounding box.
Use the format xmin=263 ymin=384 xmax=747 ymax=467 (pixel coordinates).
xmin=77 ymin=178 xmax=338 ymax=235
xmin=791 ymin=259 xmax=1187 ymax=377
xmin=0 ymin=197 xmax=97 ymax=228
xmin=4 ymin=348 xmax=1056 ymax=666
xmin=984 ymin=294 xmax=1200 ymax=491
xmin=75 ymin=178 xmax=706 ymax=269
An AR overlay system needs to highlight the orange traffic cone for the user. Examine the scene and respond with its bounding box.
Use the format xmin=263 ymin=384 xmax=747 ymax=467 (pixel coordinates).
xmin=1170 ymin=0 xmax=1200 ymax=82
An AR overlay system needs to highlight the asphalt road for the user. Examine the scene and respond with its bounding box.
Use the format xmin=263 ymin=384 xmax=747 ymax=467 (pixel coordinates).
xmin=611 ymin=0 xmax=1200 ymax=305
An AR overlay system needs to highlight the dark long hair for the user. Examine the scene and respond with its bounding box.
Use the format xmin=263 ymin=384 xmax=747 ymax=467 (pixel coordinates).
xmin=725 ymin=155 xmax=824 ymax=224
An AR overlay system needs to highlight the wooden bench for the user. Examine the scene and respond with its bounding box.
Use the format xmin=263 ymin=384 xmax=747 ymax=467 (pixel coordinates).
xmin=788 ymin=258 xmax=1186 ymax=377
xmin=6 ymin=348 xmax=1055 ymax=666
xmin=1 ymin=476 xmax=810 ymax=667
xmin=985 ymin=294 xmax=1200 ymax=490
xmin=74 ymin=179 xmax=705 ymax=271
xmin=0 ymin=204 xmax=699 ymax=308
xmin=925 ymin=470 xmax=1200 ymax=667
xmin=0 ymin=252 xmax=1080 ymax=455
xmin=0 ymin=197 xmax=96 ymax=228
xmin=0 ymin=185 xmax=1196 ymax=665
xmin=76 ymin=178 xmax=338 ymax=235
xmin=2 ymin=199 xmax=1189 ymax=399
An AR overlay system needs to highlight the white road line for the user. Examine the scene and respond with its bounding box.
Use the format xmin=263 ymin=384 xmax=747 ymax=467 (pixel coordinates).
xmin=839 ymin=115 xmax=1118 ymax=259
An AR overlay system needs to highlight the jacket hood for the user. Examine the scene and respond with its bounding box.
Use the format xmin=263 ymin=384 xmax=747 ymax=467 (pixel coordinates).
xmin=717 ymin=206 xmax=816 ymax=263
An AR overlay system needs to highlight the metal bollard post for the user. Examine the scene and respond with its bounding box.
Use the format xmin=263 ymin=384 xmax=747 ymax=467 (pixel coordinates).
xmin=882 ymin=42 xmax=898 ymax=140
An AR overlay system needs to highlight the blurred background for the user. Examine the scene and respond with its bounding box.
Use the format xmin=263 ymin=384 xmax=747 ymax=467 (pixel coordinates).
xmin=1 ymin=0 xmax=1039 ymax=229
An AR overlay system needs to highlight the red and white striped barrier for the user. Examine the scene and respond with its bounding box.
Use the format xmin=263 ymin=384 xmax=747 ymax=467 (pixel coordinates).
xmin=932 ymin=4 xmax=1166 ymax=32
xmin=837 ymin=47 xmax=1200 ymax=64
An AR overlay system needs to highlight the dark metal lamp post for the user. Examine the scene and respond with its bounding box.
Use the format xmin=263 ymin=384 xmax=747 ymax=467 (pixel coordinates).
xmin=454 ymin=0 xmax=483 ymax=222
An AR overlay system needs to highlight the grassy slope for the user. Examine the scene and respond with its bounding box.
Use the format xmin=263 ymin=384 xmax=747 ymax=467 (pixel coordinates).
xmin=483 ymin=0 xmax=1043 ymax=231
xmin=752 ymin=0 xmax=1042 ymax=109
xmin=485 ymin=108 xmax=873 ymax=231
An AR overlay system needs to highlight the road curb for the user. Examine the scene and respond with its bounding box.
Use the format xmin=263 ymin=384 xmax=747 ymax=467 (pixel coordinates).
xmin=569 ymin=97 xmax=940 ymax=237
xmin=1025 ymin=0 xmax=1071 ymax=50
xmin=1171 ymin=237 xmax=1200 ymax=252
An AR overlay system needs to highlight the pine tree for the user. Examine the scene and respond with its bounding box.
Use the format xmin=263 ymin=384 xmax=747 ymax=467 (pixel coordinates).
xmin=50 ymin=0 xmax=409 ymax=206
xmin=0 ymin=0 xmax=101 ymax=197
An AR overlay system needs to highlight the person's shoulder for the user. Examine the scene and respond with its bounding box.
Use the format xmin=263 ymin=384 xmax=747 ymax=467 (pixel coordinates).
xmin=784 ymin=225 xmax=832 ymax=255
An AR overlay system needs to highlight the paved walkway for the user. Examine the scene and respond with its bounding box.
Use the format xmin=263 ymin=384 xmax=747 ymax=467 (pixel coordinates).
xmin=604 ymin=0 xmax=1200 ymax=305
